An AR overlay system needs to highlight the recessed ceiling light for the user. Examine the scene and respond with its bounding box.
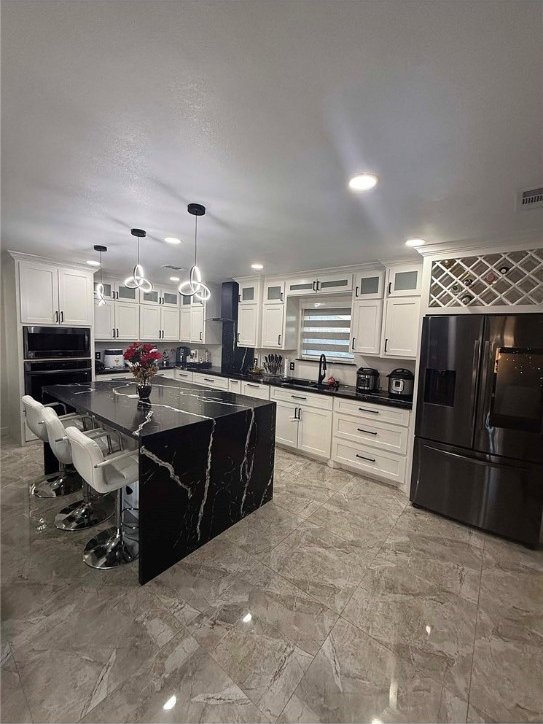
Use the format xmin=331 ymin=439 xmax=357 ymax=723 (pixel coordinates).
xmin=164 ymin=237 xmax=181 ymax=245
xmin=348 ymin=173 xmax=378 ymax=192
xmin=86 ymin=260 xmax=100 ymax=266
xmin=405 ymin=238 xmax=426 ymax=247
xmin=169 ymin=276 xmax=180 ymax=282
xmin=251 ymin=263 xmax=264 ymax=270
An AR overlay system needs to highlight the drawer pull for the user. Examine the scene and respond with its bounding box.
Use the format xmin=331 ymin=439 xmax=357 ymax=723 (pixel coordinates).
xmin=246 ymin=383 xmax=259 ymax=388
xmin=291 ymin=395 xmax=307 ymax=400
xmin=356 ymin=453 xmax=376 ymax=462
xmin=203 ymin=378 xmax=215 ymax=383
xmin=358 ymin=407 xmax=379 ymax=414
xmin=357 ymin=428 xmax=377 ymax=435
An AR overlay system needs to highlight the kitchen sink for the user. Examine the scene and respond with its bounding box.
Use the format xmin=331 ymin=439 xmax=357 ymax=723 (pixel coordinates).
xmin=280 ymin=378 xmax=329 ymax=391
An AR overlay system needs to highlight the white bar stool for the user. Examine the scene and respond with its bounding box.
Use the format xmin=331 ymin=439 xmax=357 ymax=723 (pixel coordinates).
xmin=65 ymin=426 xmax=139 ymax=569
xmin=22 ymin=395 xmax=89 ymax=497
xmin=41 ymin=407 xmax=117 ymax=531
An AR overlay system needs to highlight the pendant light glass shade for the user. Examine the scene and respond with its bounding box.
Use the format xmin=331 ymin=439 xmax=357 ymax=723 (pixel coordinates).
xmin=93 ymin=245 xmax=107 ymax=306
xmin=125 ymin=229 xmax=152 ymax=292
xmin=178 ymin=204 xmax=210 ymax=300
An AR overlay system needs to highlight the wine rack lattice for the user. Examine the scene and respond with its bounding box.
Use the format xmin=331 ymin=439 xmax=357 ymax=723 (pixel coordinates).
xmin=430 ymin=248 xmax=543 ymax=308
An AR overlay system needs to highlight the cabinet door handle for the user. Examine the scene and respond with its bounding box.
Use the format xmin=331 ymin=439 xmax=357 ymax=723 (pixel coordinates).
xmin=60 ymin=311 xmax=64 ymax=323
xmin=55 ymin=310 xmax=59 ymax=323
xmin=384 ymin=338 xmax=388 ymax=352
xmin=355 ymin=286 xmax=359 ymax=298
xmin=351 ymin=337 xmax=355 ymax=350
xmin=291 ymin=395 xmax=307 ymax=400
xmin=280 ymin=292 xmax=283 ymax=301
xmin=278 ymin=334 xmax=281 ymax=345
xmin=358 ymin=407 xmax=379 ymax=414
xmin=238 ymin=294 xmax=241 ymax=302
xmin=116 ymin=328 xmax=119 ymax=337
xmin=200 ymin=331 xmax=203 ymax=341
xmin=357 ymin=428 xmax=378 ymax=435
xmin=388 ymin=282 xmax=392 ymax=295
xmin=356 ymin=453 xmax=376 ymax=462
xmin=236 ymin=332 xmax=240 ymax=343
xmin=112 ymin=328 xmax=116 ymax=338
xmin=312 ymin=281 xmax=317 ymax=292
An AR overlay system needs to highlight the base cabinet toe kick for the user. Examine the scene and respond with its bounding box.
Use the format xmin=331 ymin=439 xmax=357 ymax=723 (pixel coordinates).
xmin=43 ymin=375 xmax=276 ymax=584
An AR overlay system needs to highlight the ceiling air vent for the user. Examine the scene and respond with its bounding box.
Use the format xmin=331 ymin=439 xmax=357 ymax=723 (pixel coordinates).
xmin=519 ymin=187 xmax=543 ymax=210
xmin=162 ymin=264 xmax=186 ymax=271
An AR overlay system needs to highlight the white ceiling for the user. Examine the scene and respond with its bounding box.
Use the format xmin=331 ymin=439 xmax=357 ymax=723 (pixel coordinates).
xmin=2 ymin=0 xmax=542 ymax=285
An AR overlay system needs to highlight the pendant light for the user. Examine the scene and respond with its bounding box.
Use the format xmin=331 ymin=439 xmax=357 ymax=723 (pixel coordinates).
xmin=93 ymin=245 xmax=107 ymax=305
xmin=124 ymin=228 xmax=152 ymax=292
xmin=178 ymin=203 xmax=210 ymax=301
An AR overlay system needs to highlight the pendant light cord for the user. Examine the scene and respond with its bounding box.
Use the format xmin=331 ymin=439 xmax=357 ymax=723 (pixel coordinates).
xmin=194 ymin=215 xmax=198 ymax=267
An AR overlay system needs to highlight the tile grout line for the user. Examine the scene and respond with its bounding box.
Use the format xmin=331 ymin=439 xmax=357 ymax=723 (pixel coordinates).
xmin=464 ymin=531 xmax=486 ymax=721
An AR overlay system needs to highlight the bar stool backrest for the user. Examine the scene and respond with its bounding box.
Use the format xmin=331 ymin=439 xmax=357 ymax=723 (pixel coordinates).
xmin=65 ymin=426 xmax=109 ymax=493
xmin=42 ymin=407 xmax=72 ymax=465
xmin=22 ymin=395 xmax=48 ymax=442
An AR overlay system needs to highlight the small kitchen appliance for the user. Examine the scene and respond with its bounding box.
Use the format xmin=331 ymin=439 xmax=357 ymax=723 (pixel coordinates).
xmin=356 ymin=367 xmax=380 ymax=393
xmin=175 ymin=346 xmax=191 ymax=367
xmin=387 ymin=368 xmax=414 ymax=399
xmin=103 ymin=349 xmax=125 ymax=369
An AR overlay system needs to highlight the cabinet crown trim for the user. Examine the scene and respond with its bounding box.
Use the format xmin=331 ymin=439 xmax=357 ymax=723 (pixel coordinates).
xmin=9 ymin=251 xmax=95 ymax=274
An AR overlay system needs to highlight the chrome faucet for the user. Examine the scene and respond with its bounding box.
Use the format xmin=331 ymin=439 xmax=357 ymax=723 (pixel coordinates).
xmin=318 ymin=353 xmax=327 ymax=386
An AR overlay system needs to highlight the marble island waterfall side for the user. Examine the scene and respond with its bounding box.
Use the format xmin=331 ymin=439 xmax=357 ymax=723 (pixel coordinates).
xmin=43 ymin=376 xmax=276 ymax=584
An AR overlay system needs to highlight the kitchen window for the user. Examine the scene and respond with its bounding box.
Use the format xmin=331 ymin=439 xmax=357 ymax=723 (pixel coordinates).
xmin=300 ymin=302 xmax=354 ymax=362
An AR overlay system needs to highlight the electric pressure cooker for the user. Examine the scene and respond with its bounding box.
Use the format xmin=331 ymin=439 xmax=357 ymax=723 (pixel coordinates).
xmin=356 ymin=367 xmax=380 ymax=393
xmin=387 ymin=368 xmax=414 ymax=399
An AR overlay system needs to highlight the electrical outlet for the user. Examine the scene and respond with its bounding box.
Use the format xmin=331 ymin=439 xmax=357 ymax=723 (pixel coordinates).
xmin=95 ymin=352 xmax=101 ymax=360
xmin=289 ymin=361 xmax=295 ymax=371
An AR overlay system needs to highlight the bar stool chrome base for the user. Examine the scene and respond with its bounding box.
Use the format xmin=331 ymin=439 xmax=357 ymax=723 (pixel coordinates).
xmin=31 ymin=467 xmax=82 ymax=498
xmin=83 ymin=529 xmax=139 ymax=569
xmin=55 ymin=496 xmax=114 ymax=531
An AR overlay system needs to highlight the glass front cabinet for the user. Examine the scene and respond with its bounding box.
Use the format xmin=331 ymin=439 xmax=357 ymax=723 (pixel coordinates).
xmin=353 ymin=270 xmax=385 ymax=300
xmin=386 ymin=264 xmax=422 ymax=297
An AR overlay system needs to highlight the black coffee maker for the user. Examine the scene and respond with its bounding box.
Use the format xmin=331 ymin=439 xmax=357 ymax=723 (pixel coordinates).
xmin=175 ymin=346 xmax=191 ymax=367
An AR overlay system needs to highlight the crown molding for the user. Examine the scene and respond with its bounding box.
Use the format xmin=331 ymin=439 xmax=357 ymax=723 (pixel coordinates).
xmin=415 ymin=232 xmax=543 ymax=258
xmin=7 ymin=249 xmax=96 ymax=273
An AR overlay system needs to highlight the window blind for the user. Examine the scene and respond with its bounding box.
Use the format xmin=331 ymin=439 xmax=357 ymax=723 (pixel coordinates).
xmin=301 ymin=306 xmax=353 ymax=361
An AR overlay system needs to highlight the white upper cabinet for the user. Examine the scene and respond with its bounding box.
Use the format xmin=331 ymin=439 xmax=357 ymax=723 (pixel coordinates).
xmin=161 ymin=306 xmax=180 ymax=341
xmin=353 ymin=270 xmax=385 ymax=300
xmin=316 ymin=273 xmax=353 ymax=294
xmin=238 ymin=279 xmax=260 ymax=305
xmin=140 ymin=288 xmax=161 ymax=306
xmin=286 ymin=273 xmax=352 ymax=296
xmin=58 ymin=268 xmax=93 ymax=325
xmin=382 ymin=297 xmax=420 ymax=358
xmin=161 ymin=289 xmax=179 ymax=308
xmin=261 ymin=303 xmax=284 ymax=348
xmin=351 ymin=299 xmax=383 ymax=355
xmin=94 ymin=300 xmax=115 ymax=339
xmin=139 ymin=304 xmax=161 ymax=340
xmin=93 ymin=279 xmax=115 ymax=302
xmin=19 ymin=260 xmax=92 ymax=326
xmin=286 ymin=277 xmax=316 ymax=296
xmin=19 ymin=262 xmax=59 ymax=324
xmin=115 ymin=302 xmax=140 ymax=340
xmin=140 ymin=286 xmax=179 ymax=307
xmin=115 ymin=282 xmax=139 ymax=304
xmin=264 ymin=280 xmax=285 ymax=304
xmin=179 ymin=307 xmax=191 ymax=342
xmin=190 ymin=304 xmax=205 ymax=342
xmin=237 ymin=305 xmax=259 ymax=347
xmin=386 ymin=264 xmax=422 ymax=297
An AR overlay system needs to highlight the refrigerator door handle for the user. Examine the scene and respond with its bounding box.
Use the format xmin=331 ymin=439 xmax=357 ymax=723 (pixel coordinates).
xmin=437 ymin=446 xmax=525 ymax=471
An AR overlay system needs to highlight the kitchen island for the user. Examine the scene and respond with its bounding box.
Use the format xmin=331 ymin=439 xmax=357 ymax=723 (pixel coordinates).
xmin=44 ymin=375 xmax=276 ymax=584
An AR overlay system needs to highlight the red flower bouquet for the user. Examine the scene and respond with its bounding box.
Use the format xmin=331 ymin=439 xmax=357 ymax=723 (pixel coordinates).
xmin=123 ymin=342 xmax=162 ymax=386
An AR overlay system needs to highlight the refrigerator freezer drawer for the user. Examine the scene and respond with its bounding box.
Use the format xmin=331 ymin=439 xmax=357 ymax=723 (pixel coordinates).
xmin=410 ymin=437 xmax=543 ymax=547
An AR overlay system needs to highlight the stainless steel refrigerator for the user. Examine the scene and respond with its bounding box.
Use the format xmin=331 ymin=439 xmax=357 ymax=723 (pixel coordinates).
xmin=411 ymin=314 xmax=543 ymax=547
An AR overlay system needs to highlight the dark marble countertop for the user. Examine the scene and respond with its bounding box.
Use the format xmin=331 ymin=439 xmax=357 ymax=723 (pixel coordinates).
xmin=44 ymin=376 xmax=274 ymax=439
xmin=180 ymin=366 xmax=413 ymax=410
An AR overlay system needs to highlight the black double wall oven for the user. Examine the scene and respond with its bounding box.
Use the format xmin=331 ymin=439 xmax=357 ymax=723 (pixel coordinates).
xmin=23 ymin=326 xmax=92 ymax=405
xmin=411 ymin=313 xmax=543 ymax=547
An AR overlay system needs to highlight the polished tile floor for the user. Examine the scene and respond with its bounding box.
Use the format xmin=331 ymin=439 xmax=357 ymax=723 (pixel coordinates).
xmin=1 ymin=437 xmax=542 ymax=723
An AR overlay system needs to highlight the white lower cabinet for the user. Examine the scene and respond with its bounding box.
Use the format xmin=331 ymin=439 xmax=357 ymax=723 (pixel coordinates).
xmin=192 ymin=373 xmax=229 ymax=391
xmin=298 ymin=406 xmax=333 ymax=458
xmin=157 ymin=369 xmax=177 ymax=380
xmin=228 ymin=378 xmax=242 ymax=393
xmin=331 ymin=398 xmax=410 ymax=486
xmin=175 ymin=369 xmax=193 ymax=383
xmin=241 ymin=381 xmax=270 ymax=400
xmin=332 ymin=439 xmax=407 ymax=485
xmin=381 ymin=297 xmax=420 ymax=358
xmin=275 ymin=400 xmax=300 ymax=447
xmin=271 ymin=387 xmax=332 ymax=459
